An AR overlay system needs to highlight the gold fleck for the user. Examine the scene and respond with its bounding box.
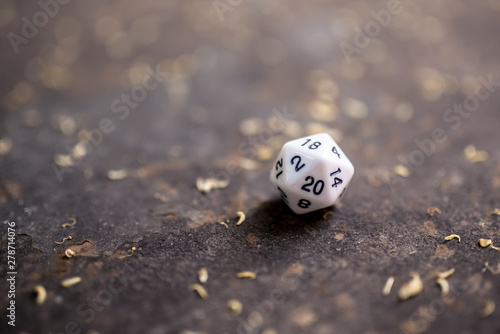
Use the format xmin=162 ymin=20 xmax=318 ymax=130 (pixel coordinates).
xmin=61 ymin=276 xmax=82 ymax=288
xmin=415 ymin=68 xmax=445 ymax=102
xmin=34 ymin=285 xmax=47 ymax=305
xmin=427 ymin=207 xmax=442 ymax=217
xmin=198 ymin=268 xmax=208 ymax=283
xmin=219 ymin=221 xmax=229 ymax=229
xmin=62 ymin=217 xmax=77 ymax=228
xmin=464 ymin=145 xmax=489 ymax=163
xmin=342 ymin=98 xmax=368 ymax=119
xmin=486 ymin=208 xmax=500 ymax=216
xmin=239 ymin=158 xmax=260 ymax=170
xmin=239 ymin=118 xmax=263 ymax=136
xmin=478 ymin=239 xmax=492 ymax=248
xmin=189 ymin=283 xmax=208 ymax=300
xmin=444 ymin=234 xmax=460 ymax=243
xmin=291 ymin=308 xmax=318 ymax=326
xmin=236 ymin=211 xmax=246 ymax=226
xmin=56 ymin=115 xmax=76 ymax=136
xmin=196 ymin=177 xmax=229 ymax=193
xmin=227 ymin=299 xmax=243 ymax=316
xmin=398 ymin=272 xmax=423 ymax=301
xmin=64 ymin=248 xmax=76 ymax=258
xmin=71 ymin=142 xmax=88 ymax=160
xmin=436 ymin=268 xmax=455 ymax=279
xmin=107 ymin=169 xmax=129 ymax=180
xmin=394 ymin=165 xmax=411 ymax=177
xmin=236 ymin=271 xmax=256 ymax=279
xmin=0 ymin=137 xmax=13 ymax=155
xmin=436 ymin=277 xmax=449 ymax=296
xmin=382 ymin=276 xmax=395 ymax=296
xmin=334 ymin=233 xmax=344 ymax=241
xmin=480 ymin=300 xmax=495 ymax=318
xmin=394 ymin=102 xmax=414 ymax=122
xmin=308 ymin=100 xmax=338 ymax=122
xmin=256 ymin=146 xmax=274 ymax=161
xmin=118 ymin=247 xmax=136 ymax=259
xmin=484 ymin=262 xmax=500 ymax=275
xmin=322 ymin=211 xmax=333 ymax=219
xmin=55 ymin=236 xmax=72 ymax=245
xmin=54 ymin=154 xmax=75 ymax=167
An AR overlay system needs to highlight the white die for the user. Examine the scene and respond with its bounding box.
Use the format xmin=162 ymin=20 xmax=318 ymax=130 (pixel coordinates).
xmin=270 ymin=133 xmax=355 ymax=214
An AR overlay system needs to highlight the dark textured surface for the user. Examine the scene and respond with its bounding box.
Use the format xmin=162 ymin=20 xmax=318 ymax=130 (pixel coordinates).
xmin=1 ymin=1 xmax=500 ymax=334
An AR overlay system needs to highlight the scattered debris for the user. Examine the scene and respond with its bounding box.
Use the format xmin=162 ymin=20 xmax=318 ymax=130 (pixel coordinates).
xmin=154 ymin=192 xmax=168 ymax=203
xmin=55 ymin=236 xmax=72 ymax=245
xmin=464 ymin=145 xmax=489 ymax=163
xmin=236 ymin=211 xmax=246 ymax=226
xmin=219 ymin=221 xmax=229 ymax=229
xmin=0 ymin=137 xmax=13 ymax=155
xmin=382 ymin=276 xmax=395 ymax=296
xmin=198 ymin=268 xmax=208 ymax=283
xmin=398 ymin=272 xmax=423 ymax=301
xmin=427 ymin=207 xmax=442 ymax=217
xmin=394 ymin=165 xmax=410 ymax=177
xmin=227 ymin=299 xmax=243 ymax=316
xmin=196 ymin=177 xmax=229 ymax=193
xmin=436 ymin=277 xmax=450 ymax=296
xmin=436 ymin=268 xmax=455 ymax=279
xmin=236 ymin=271 xmax=256 ymax=279
xmin=485 ymin=262 xmax=500 ymax=275
xmin=61 ymin=276 xmax=82 ymax=288
xmin=107 ymin=169 xmax=129 ymax=180
xmin=486 ymin=208 xmax=500 ymax=216
xmin=54 ymin=154 xmax=75 ymax=167
xmin=62 ymin=217 xmax=76 ymax=228
xmin=478 ymin=239 xmax=492 ymax=248
xmin=322 ymin=211 xmax=333 ymax=219
xmin=64 ymin=249 xmax=75 ymax=258
xmin=189 ymin=283 xmax=208 ymax=300
xmin=480 ymin=300 xmax=495 ymax=318
xmin=34 ymin=285 xmax=47 ymax=305
xmin=444 ymin=234 xmax=460 ymax=243
xmin=118 ymin=247 xmax=136 ymax=259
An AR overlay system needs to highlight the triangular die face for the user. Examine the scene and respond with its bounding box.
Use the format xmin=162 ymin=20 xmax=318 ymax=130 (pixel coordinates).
xmin=281 ymin=146 xmax=319 ymax=189
xmin=284 ymin=133 xmax=334 ymax=157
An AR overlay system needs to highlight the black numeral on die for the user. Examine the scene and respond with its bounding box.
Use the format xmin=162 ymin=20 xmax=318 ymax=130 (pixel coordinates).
xmin=297 ymin=199 xmax=311 ymax=209
xmin=301 ymin=139 xmax=322 ymax=150
xmin=275 ymin=158 xmax=283 ymax=179
xmin=301 ymin=176 xmax=324 ymax=195
xmin=290 ymin=155 xmax=305 ymax=172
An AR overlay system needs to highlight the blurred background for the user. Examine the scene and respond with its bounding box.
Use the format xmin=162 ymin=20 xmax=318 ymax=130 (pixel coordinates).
xmin=1 ymin=0 xmax=500 ymax=333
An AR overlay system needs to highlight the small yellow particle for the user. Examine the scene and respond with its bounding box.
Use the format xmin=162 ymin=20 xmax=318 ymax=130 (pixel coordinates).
xmin=107 ymin=169 xmax=129 ymax=180
xmin=189 ymin=283 xmax=208 ymax=300
xmin=61 ymin=276 xmax=82 ymax=288
xmin=118 ymin=247 xmax=136 ymax=259
xmin=484 ymin=262 xmax=500 ymax=275
xmin=322 ymin=211 xmax=334 ymax=220
xmin=198 ymin=268 xmax=208 ymax=283
xmin=394 ymin=165 xmax=410 ymax=177
xmin=236 ymin=271 xmax=256 ymax=279
xmin=427 ymin=207 xmax=442 ymax=217
xmin=219 ymin=221 xmax=229 ymax=229
xmin=34 ymin=285 xmax=47 ymax=305
xmin=236 ymin=211 xmax=246 ymax=226
xmin=486 ymin=208 xmax=500 ymax=216
xmin=398 ymin=272 xmax=423 ymax=301
xmin=480 ymin=300 xmax=495 ymax=318
xmin=62 ymin=217 xmax=76 ymax=228
xmin=436 ymin=277 xmax=450 ymax=297
xmin=0 ymin=137 xmax=13 ymax=155
xmin=382 ymin=276 xmax=395 ymax=296
xmin=464 ymin=145 xmax=489 ymax=163
xmin=444 ymin=234 xmax=460 ymax=243
xmin=436 ymin=268 xmax=455 ymax=279
xmin=196 ymin=177 xmax=229 ymax=193
xmin=478 ymin=239 xmax=492 ymax=248
xmin=227 ymin=299 xmax=243 ymax=316
xmin=55 ymin=236 xmax=72 ymax=245
xmin=65 ymin=249 xmax=76 ymax=258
